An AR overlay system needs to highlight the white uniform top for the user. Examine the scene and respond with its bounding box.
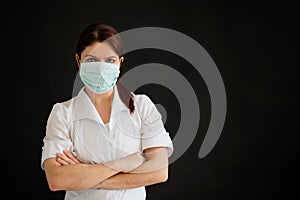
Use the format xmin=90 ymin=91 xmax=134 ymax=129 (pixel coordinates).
xmin=41 ymin=85 xmax=174 ymax=200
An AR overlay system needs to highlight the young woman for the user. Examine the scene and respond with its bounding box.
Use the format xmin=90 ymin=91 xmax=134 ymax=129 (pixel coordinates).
xmin=41 ymin=23 xmax=174 ymax=199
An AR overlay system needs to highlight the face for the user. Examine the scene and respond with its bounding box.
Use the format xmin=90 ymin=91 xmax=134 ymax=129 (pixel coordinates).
xmin=76 ymin=41 xmax=124 ymax=67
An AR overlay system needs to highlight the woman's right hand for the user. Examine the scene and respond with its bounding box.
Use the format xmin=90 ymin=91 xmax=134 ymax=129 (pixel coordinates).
xmin=56 ymin=150 xmax=82 ymax=166
xmin=103 ymin=152 xmax=146 ymax=172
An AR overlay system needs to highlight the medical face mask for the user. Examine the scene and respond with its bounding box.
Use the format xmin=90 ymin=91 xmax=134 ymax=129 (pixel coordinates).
xmin=79 ymin=61 xmax=120 ymax=94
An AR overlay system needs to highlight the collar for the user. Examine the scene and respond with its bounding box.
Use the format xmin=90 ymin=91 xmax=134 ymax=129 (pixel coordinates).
xmin=73 ymin=86 xmax=129 ymax=122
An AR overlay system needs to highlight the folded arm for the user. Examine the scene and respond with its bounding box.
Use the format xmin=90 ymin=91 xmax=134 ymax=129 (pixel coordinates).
xmin=43 ymin=151 xmax=144 ymax=191
xmin=92 ymin=147 xmax=169 ymax=190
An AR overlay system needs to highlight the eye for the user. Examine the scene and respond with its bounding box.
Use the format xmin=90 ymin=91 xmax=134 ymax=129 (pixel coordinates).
xmin=105 ymin=58 xmax=116 ymax=63
xmin=86 ymin=57 xmax=98 ymax=62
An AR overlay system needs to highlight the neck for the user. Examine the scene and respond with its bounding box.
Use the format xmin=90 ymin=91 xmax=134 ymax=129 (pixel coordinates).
xmin=85 ymin=87 xmax=114 ymax=106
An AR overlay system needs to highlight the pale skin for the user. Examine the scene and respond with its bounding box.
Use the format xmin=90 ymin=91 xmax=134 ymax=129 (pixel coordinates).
xmin=43 ymin=41 xmax=169 ymax=191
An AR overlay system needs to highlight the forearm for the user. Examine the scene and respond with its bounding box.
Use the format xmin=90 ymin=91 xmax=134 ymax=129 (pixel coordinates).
xmin=44 ymin=158 xmax=119 ymax=191
xmin=93 ymin=166 xmax=168 ymax=190
xmin=129 ymin=150 xmax=168 ymax=174
xmin=93 ymin=147 xmax=169 ymax=190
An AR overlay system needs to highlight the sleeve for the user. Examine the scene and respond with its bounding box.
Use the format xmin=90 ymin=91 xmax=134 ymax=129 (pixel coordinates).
xmin=137 ymin=94 xmax=174 ymax=157
xmin=41 ymin=103 xmax=74 ymax=170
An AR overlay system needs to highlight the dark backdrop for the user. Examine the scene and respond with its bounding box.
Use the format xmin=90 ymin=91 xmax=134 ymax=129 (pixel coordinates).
xmin=3 ymin=0 xmax=297 ymax=199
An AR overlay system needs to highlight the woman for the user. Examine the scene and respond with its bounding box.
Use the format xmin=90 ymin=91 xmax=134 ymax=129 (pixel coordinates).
xmin=41 ymin=23 xmax=174 ymax=199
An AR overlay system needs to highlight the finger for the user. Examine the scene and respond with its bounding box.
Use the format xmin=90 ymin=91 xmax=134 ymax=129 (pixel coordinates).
xmin=56 ymin=153 xmax=76 ymax=164
xmin=63 ymin=150 xmax=81 ymax=164
xmin=56 ymin=157 xmax=69 ymax=165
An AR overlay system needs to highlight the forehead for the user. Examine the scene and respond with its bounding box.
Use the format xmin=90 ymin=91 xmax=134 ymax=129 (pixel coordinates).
xmin=81 ymin=42 xmax=117 ymax=58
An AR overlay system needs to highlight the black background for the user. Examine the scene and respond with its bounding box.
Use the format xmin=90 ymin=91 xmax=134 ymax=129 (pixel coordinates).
xmin=3 ymin=0 xmax=298 ymax=199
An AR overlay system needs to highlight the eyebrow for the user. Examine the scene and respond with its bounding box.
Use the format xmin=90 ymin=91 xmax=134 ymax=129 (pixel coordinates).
xmin=85 ymin=54 xmax=97 ymax=58
xmin=85 ymin=55 xmax=118 ymax=59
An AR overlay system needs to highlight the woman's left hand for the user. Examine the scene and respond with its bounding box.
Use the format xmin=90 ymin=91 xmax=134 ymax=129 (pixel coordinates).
xmin=56 ymin=150 xmax=82 ymax=165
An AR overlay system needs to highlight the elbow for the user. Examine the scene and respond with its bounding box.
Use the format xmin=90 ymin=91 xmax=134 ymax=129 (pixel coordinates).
xmin=43 ymin=159 xmax=66 ymax=191
xmin=46 ymin=175 xmax=65 ymax=191
xmin=157 ymin=173 xmax=168 ymax=183
xmin=47 ymin=179 xmax=63 ymax=191
xmin=154 ymin=167 xmax=169 ymax=183
xmin=160 ymin=168 xmax=169 ymax=183
xmin=48 ymin=183 xmax=60 ymax=191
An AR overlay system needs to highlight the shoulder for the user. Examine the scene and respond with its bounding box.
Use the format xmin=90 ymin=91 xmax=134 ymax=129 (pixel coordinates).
xmin=133 ymin=93 xmax=158 ymax=117
xmin=134 ymin=93 xmax=155 ymax=108
xmin=48 ymin=96 xmax=77 ymax=119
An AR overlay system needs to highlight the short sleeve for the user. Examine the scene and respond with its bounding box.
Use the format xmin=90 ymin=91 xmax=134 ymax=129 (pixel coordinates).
xmin=41 ymin=103 xmax=74 ymax=170
xmin=136 ymin=95 xmax=174 ymax=157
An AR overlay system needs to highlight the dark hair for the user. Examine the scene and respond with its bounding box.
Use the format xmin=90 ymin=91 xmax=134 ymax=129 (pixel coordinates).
xmin=75 ymin=23 xmax=135 ymax=114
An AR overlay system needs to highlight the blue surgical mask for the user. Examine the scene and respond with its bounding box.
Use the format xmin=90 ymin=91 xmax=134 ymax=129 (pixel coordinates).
xmin=79 ymin=61 xmax=120 ymax=94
